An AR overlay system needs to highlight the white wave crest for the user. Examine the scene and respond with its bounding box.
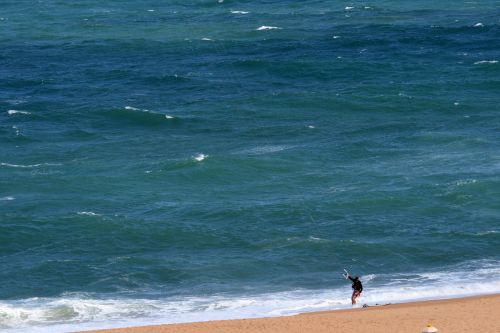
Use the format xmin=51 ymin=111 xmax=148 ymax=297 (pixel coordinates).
xmin=0 ymin=162 xmax=62 ymax=168
xmin=77 ymin=211 xmax=100 ymax=216
xmin=231 ymin=11 xmax=249 ymax=14
xmin=194 ymin=153 xmax=208 ymax=162
xmin=124 ymin=106 xmax=173 ymax=119
xmin=0 ymin=196 xmax=15 ymax=201
xmin=473 ymin=22 xmax=484 ymax=27
xmin=256 ymin=26 xmax=281 ymax=31
xmin=474 ymin=60 xmax=498 ymax=65
xmin=474 ymin=230 xmax=499 ymax=235
xmin=7 ymin=110 xmax=31 ymax=115
xmin=124 ymin=106 xmax=143 ymax=111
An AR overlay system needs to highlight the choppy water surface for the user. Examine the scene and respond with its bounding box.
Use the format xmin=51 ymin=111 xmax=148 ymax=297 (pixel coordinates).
xmin=1 ymin=1 xmax=499 ymax=332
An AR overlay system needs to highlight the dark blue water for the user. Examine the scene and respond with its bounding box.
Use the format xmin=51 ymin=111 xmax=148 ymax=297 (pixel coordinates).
xmin=1 ymin=1 xmax=499 ymax=332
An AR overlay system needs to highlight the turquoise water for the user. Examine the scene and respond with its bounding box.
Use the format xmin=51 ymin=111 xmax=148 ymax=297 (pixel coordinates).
xmin=1 ymin=1 xmax=499 ymax=331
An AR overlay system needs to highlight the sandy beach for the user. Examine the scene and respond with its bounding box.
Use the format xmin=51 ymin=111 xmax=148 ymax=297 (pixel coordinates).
xmin=78 ymin=294 xmax=500 ymax=333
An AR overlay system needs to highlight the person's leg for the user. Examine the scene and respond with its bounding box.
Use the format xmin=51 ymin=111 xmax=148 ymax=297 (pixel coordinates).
xmin=351 ymin=290 xmax=360 ymax=305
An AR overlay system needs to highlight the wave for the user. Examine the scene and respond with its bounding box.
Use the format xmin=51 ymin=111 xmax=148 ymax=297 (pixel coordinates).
xmin=0 ymin=196 xmax=15 ymax=201
xmin=0 ymin=261 xmax=498 ymax=333
xmin=124 ymin=106 xmax=175 ymax=119
xmin=0 ymin=162 xmax=62 ymax=168
xmin=76 ymin=211 xmax=100 ymax=216
xmin=474 ymin=60 xmax=498 ymax=65
xmin=124 ymin=106 xmax=175 ymax=120
xmin=194 ymin=153 xmax=208 ymax=162
xmin=256 ymin=26 xmax=281 ymax=31
xmin=7 ymin=110 xmax=31 ymax=115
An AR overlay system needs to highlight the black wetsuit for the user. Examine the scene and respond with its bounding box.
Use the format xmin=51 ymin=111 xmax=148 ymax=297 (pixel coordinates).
xmin=348 ymin=276 xmax=363 ymax=292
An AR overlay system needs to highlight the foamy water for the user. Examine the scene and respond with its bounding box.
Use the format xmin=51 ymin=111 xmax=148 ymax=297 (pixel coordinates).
xmin=1 ymin=261 xmax=498 ymax=333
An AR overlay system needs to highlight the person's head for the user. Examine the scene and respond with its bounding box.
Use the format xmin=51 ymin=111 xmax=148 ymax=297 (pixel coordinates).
xmin=354 ymin=276 xmax=359 ymax=281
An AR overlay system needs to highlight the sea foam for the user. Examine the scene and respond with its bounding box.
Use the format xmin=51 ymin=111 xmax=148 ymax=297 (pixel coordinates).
xmin=256 ymin=26 xmax=281 ymax=31
xmin=1 ymin=261 xmax=498 ymax=333
xmin=0 ymin=162 xmax=62 ymax=168
xmin=7 ymin=110 xmax=31 ymax=115
xmin=194 ymin=153 xmax=208 ymax=162
xmin=77 ymin=211 xmax=100 ymax=216
xmin=474 ymin=60 xmax=498 ymax=65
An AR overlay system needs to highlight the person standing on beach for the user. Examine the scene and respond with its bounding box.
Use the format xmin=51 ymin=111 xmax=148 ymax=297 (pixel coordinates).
xmin=343 ymin=270 xmax=363 ymax=305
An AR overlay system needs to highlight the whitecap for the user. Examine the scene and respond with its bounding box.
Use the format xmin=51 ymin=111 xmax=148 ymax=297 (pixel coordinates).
xmin=125 ymin=106 xmax=170 ymax=117
xmin=475 ymin=231 xmax=499 ymax=236
xmin=332 ymin=35 xmax=340 ymax=39
xmin=147 ymin=9 xmax=155 ymax=12
xmin=165 ymin=115 xmax=174 ymax=119
xmin=256 ymin=26 xmax=281 ymax=31
xmin=307 ymin=236 xmax=328 ymax=243
xmin=473 ymin=22 xmax=484 ymax=27
xmin=307 ymin=125 xmax=315 ymax=129
xmin=231 ymin=11 xmax=249 ymax=14
xmin=124 ymin=106 xmax=142 ymax=111
xmin=474 ymin=60 xmax=498 ymax=65
xmin=0 ymin=196 xmax=15 ymax=201
xmin=345 ymin=6 xmax=354 ymax=10
xmin=0 ymin=162 xmax=62 ymax=168
xmin=201 ymin=38 xmax=212 ymax=41
xmin=7 ymin=109 xmax=30 ymax=115
xmin=194 ymin=153 xmax=208 ymax=162
xmin=77 ymin=211 xmax=100 ymax=216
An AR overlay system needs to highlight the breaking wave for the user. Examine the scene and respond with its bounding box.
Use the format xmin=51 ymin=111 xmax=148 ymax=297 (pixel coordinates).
xmin=1 ymin=261 xmax=498 ymax=333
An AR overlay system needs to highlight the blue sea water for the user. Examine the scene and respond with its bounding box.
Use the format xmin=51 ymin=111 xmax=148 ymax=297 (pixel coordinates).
xmin=1 ymin=0 xmax=500 ymax=332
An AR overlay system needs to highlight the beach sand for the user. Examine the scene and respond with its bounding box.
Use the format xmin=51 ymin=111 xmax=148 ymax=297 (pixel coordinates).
xmin=78 ymin=294 xmax=500 ymax=333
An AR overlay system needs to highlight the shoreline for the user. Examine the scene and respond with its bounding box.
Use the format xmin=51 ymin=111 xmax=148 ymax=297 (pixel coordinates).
xmin=76 ymin=293 xmax=500 ymax=333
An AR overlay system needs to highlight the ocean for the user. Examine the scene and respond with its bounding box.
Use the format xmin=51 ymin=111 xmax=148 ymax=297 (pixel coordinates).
xmin=1 ymin=1 xmax=499 ymax=332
